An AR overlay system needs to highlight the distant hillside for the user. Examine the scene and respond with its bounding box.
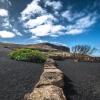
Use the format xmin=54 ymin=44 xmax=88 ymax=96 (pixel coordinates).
xmin=26 ymin=42 xmax=70 ymax=52
xmin=0 ymin=42 xmax=70 ymax=52
xmin=0 ymin=42 xmax=24 ymax=50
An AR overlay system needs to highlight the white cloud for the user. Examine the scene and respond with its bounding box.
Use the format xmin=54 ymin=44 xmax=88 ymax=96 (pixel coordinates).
xmin=75 ymin=15 xmax=96 ymax=28
xmin=50 ymin=42 xmax=68 ymax=47
xmin=0 ymin=9 xmax=10 ymax=30
xmin=62 ymin=10 xmax=72 ymax=21
xmin=20 ymin=0 xmax=98 ymax=37
xmin=51 ymin=25 xmax=65 ymax=34
xmin=30 ymin=24 xmax=52 ymax=36
xmin=1 ymin=17 xmax=10 ymax=28
xmin=66 ymin=28 xmax=84 ymax=34
xmin=20 ymin=0 xmax=64 ymax=37
xmin=31 ymin=35 xmax=39 ymax=39
xmin=21 ymin=0 xmax=46 ymax=21
xmin=21 ymin=12 xmax=97 ymax=36
xmin=0 ymin=31 xmax=15 ymax=38
xmin=0 ymin=9 xmax=8 ymax=16
xmin=62 ymin=9 xmax=85 ymax=22
xmin=30 ymin=24 xmax=65 ymax=37
xmin=0 ymin=17 xmax=22 ymax=37
xmin=12 ymin=28 xmax=22 ymax=36
xmin=20 ymin=0 xmax=65 ymax=37
xmin=8 ymin=0 xmax=12 ymax=6
xmin=0 ymin=8 xmax=22 ymax=38
xmin=1 ymin=0 xmax=12 ymax=6
xmin=50 ymin=34 xmax=58 ymax=37
xmin=24 ymin=37 xmax=47 ymax=44
xmin=24 ymin=14 xmax=56 ymax=28
xmin=66 ymin=14 xmax=96 ymax=34
xmin=34 ymin=39 xmax=45 ymax=43
xmin=45 ymin=0 xmax=62 ymax=10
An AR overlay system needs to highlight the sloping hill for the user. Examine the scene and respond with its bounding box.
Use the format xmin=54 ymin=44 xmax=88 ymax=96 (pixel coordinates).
xmin=26 ymin=42 xmax=70 ymax=52
xmin=0 ymin=42 xmax=70 ymax=52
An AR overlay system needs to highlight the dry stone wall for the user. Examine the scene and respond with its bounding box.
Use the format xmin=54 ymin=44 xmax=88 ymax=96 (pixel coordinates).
xmin=24 ymin=58 xmax=67 ymax=100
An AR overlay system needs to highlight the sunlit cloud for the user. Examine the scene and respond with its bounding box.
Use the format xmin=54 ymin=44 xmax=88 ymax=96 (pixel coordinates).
xmin=20 ymin=0 xmax=97 ymax=37
xmin=0 ymin=31 xmax=15 ymax=38
xmin=45 ymin=0 xmax=62 ymax=10
xmin=0 ymin=9 xmax=8 ymax=16
xmin=24 ymin=14 xmax=57 ymax=29
xmin=21 ymin=0 xmax=46 ymax=21
xmin=66 ymin=14 xmax=97 ymax=34
xmin=0 ymin=0 xmax=99 ymax=40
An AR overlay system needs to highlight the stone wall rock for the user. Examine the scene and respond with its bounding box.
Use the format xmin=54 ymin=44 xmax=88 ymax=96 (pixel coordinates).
xmin=24 ymin=58 xmax=67 ymax=100
xmin=26 ymin=85 xmax=66 ymax=100
xmin=36 ymin=69 xmax=64 ymax=88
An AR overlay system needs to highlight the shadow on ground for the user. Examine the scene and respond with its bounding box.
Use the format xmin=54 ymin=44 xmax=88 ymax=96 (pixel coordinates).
xmin=63 ymin=75 xmax=77 ymax=100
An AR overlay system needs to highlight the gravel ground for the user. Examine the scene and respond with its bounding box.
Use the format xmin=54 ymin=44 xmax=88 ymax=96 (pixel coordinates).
xmin=56 ymin=60 xmax=100 ymax=100
xmin=0 ymin=46 xmax=100 ymax=100
xmin=0 ymin=47 xmax=43 ymax=100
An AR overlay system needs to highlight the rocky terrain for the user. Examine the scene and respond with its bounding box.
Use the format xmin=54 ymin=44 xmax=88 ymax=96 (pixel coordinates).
xmin=0 ymin=42 xmax=70 ymax=52
xmin=31 ymin=42 xmax=70 ymax=52
xmin=0 ymin=42 xmax=100 ymax=100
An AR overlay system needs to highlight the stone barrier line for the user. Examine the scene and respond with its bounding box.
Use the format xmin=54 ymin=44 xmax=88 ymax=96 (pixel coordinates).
xmin=24 ymin=58 xmax=67 ymax=100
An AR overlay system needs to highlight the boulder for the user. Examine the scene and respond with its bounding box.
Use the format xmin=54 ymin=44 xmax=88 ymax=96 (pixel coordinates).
xmin=44 ymin=58 xmax=58 ymax=69
xmin=26 ymin=85 xmax=66 ymax=100
xmin=44 ymin=58 xmax=57 ymax=66
xmin=36 ymin=68 xmax=64 ymax=88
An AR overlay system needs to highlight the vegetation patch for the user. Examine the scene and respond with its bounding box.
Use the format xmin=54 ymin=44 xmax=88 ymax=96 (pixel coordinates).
xmin=9 ymin=48 xmax=47 ymax=63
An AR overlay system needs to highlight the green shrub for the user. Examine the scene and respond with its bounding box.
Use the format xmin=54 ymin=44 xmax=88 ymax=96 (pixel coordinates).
xmin=9 ymin=48 xmax=47 ymax=63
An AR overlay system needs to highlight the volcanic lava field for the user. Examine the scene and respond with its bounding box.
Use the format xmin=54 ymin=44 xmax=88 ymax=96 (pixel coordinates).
xmin=0 ymin=46 xmax=100 ymax=100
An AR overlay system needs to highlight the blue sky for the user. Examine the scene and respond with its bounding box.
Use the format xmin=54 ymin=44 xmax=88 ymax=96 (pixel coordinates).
xmin=0 ymin=0 xmax=100 ymax=56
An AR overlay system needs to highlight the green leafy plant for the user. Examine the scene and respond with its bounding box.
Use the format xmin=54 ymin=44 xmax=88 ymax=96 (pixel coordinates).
xmin=9 ymin=48 xmax=47 ymax=63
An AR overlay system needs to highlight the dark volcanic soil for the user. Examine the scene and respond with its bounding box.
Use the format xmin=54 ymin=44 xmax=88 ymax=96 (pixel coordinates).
xmin=0 ymin=46 xmax=100 ymax=100
xmin=0 ymin=47 xmax=43 ymax=100
xmin=56 ymin=60 xmax=100 ymax=100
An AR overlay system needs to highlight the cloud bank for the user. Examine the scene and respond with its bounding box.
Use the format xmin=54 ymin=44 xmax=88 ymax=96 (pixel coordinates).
xmin=0 ymin=0 xmax=99 ymax=39
xmin=0 ymin=31 xmax=15 ymax=38
xmin=19 ymin=0 xmax=98 ymax=39
xmin=0 ymin=0 xmax=22 ymax=38
xmin=0 ymin=9 xmax=8 ymax=16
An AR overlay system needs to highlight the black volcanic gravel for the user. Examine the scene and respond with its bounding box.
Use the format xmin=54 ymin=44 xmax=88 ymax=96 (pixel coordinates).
xmin=56 ymin=60 xmax=100 ymax=100
xmin=0 ymin=46 xmax=100 ymax=100
xmin=0 ymin=47 xmax=43 ymax=100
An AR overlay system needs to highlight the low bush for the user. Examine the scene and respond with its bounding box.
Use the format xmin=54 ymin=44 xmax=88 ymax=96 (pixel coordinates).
xmin=9 ymin=48 xmax=47 ymax=63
